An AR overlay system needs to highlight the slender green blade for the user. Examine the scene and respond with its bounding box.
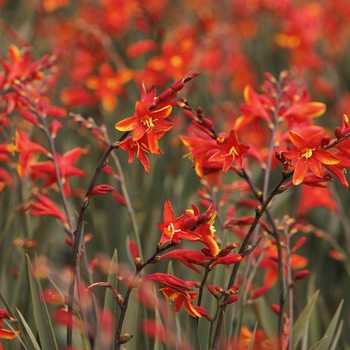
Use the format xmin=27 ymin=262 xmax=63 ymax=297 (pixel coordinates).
xmin=292 ymin=290 xmax=319 ymax=350
xmin=27 ymin=255 xmax=58 ymax=350
xmin=316 ymin=299 xmax=343 ymax=350
xmin=17 ymin=308 xmax=41 ymax=350
xmin=247 ymin=322 xmax=258 ymax=350
xmin=185 ymin=315 xmax=201 ymax=350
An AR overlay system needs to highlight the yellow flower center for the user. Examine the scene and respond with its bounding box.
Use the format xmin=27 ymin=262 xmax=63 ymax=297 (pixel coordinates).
xmin=229 ymin=146 xmax=239 ymax=156
xmin=164 ymin=223 xmax=180 ymax=239
xmin=103 ymin=77 xmax=118 ymax=90
xmin=170 ymin=55 xmax=183 ymax=68
xmin=140 ymin=114 xmax=155 ymax=131
xmin=299 ymin=147 xmax=314 ymax=160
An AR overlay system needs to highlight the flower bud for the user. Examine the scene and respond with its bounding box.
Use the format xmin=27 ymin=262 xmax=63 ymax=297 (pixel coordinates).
xmin=270 ymin=304 xmax=280 ymax=314
xmin=293 ymin=269 xmax=310 ymax=281
xmin=335 ymin=126 xmax=343 ymax=139
xmin=321 ymin=135 xmax=330 ymax=147
xmin=170 ymin=79 xmax=185 ymax=91
xmin=221 ymin=295 xmax=238 ymax=306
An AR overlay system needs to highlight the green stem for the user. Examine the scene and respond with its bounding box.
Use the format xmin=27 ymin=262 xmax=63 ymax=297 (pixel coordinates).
xmin=211 ymin=171 xmax=292 ymax=349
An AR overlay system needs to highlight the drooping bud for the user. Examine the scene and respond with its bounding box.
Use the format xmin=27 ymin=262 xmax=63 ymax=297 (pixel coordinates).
xmin=293 ymin=269 xmax=310 ymax=282
xmin=221 ymin=295 xmax=238 ymax=306
xmin=270 ymin=304 xmax=280 ymax=314
xmin=250 ymin=285 xmax=269 ymax=300
xmin=321 ymin=135 xmax=330 ymax=147
xmin=292 ymin=236 xmax=307 ymax=251
xmin=335 ymin=126 xmax=343 ymax=139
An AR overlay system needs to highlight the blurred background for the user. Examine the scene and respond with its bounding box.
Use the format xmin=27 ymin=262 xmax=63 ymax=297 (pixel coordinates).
xmin=1 ymin=0 xmax=350 ymax=349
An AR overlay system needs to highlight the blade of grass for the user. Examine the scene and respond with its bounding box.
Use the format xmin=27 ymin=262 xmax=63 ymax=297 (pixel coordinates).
xmin=185 ymin=315 xmax=201 ymax=350
xmin=329 ymin=319 xmax=343 ymax=350
xmin=247 ymin=322 xmax=258 ymax=350
xmin=27 ymin=255 xmax=58 ymax=350
xmin=292 ymin=290 xmax=319 ymax=350
xmin=316 ymin=299 xmax=343 ymax=350
xmin=16 ymin=308 xmax=41 ymax=350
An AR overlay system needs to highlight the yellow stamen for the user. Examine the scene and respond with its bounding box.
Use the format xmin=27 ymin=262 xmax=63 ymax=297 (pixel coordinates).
xmin=140 ymin=114 xmax=155 ymax=131
xmin=299 ymin=147 xmax=314 ymax=160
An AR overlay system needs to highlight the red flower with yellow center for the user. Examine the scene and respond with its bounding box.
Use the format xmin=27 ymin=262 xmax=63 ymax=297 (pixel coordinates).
xmin=283 ymin=130 xmax=340 ymax=185
xmin=115 ymin=101 xmax=173 ymax=154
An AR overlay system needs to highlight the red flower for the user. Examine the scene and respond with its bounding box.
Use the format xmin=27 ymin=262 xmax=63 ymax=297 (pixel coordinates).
xmin=115 ymin=101 xmax=173 ymax=154
xmin=157 ymin=200 xmax=197 ymax=245
xmin=28 ymin=193 xmax=68 ymax=227
xmin=210 ymin=130 xmax=249 ymax=171
xmin=143 ymin=273 xmax=203 ymax=318
xmin=284 ymin=130 xmax=340 ymax=185
xmin=236 ymin=84 xmax=272 ymax=131
xmin=86 ymin=63 xmax=133 ymax=111
xmin=0 ymin=308 xmax=19 ymax=340
xmin=118 ymin=132 xmax=164 ymax=173
xmin=30 ymin=148 xmax=85 ymax=196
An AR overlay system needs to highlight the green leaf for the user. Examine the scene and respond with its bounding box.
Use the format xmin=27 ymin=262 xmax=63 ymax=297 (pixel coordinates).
xmin=247 ymin=322 xmax=258 ymax=350
xmin=17 ymin=308 xmax=41 ymax=350
xmin=104 ymin=249 xmax=119 ymax=314
xmin=315 ymin=299 xmax=343 ymax=350
xmin=152 ymin=290 xmax=162 ymax=350
xmin=329 ymin=320 xmax=343 ymax=350
xmin=292 ymin=290 xmax=319 ymax=350
xmin=185 ymin=315 xmax=201 ymax=350
xmin=27 ymin=255 xmax=58 ymax=350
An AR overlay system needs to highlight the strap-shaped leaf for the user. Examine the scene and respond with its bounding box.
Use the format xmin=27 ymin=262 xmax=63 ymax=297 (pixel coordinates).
xmin=185 ymin=315 xmax=201 ymax=350
xmin=292 ymin=290 xmax=319 ymax=350
xmin=316 ymin=299 xmax=343 ymax=350
xmin=247 ymin=322 xmax=258 ymax=350
xmin=27 ymin=255 xmax=58 ymax=350
xmin=17 ymin=308 xmax=41 ymax=350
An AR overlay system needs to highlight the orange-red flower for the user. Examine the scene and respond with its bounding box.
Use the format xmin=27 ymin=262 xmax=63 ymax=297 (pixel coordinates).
xmin=28 ymin=193 xmax=68 ymax=227
xmin=86 ymin=63 xmax=133 ymax=111
xmin=210 ymin=130 xmax=249 ymax=171
xmin=143 ymin=273 xmax=203 ymax=318
xmin=157 ymin=200 xmax=197 ymax=245
xmin=283 ymin=130 xmax=340 ymax=185
xmin=115 ymin=101 xmax=173 ymax=154
xmin=0 ymin=308 xmax=20 ymax=341
xmin=30 ymin=148 xmax=85 ymax=196
xmin=259 ymin=244 xmax=308 ymax=287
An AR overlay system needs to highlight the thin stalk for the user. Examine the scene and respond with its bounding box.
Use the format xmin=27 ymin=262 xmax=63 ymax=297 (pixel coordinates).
xmin=67 ymin=134 xmax=129 ymax=347
xmin=211 ymin=171 xmax=292 ymax=349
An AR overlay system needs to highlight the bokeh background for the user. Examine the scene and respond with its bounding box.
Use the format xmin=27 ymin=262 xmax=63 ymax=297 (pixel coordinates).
xmin=1 ymin=0 xmax=350 ymax=349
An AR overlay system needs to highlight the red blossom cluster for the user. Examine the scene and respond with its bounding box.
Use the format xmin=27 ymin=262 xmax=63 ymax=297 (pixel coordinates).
xmin=1 ymin=0 xmax=350 ymax=349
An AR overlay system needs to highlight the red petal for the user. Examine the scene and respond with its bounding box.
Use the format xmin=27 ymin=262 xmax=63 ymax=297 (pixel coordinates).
xmin=313 ymin=149 xmax=340 ymax=165
xmin=289 ymin=131 xmax=307 ymax=150
xmin=293 ymin=159 xmax=308 ymax=185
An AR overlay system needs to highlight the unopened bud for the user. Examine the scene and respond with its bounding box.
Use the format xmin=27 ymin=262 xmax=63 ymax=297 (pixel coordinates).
xmin=250 ymin=285 xmax=269 ymax=300
xmin=321 ymin=135 xmax=330 ymax=147
xmin=207 ymin=285 xmax=219 ymax=298
xmin=270 ymin=304 xmax=280 ymax=314
xmin=157 ymin=88 xmax=174 ymax=102
xmin=292 ymin=236 xmax=307 ymax=251
xmin=115 ymin=294 xmax=124 ymax=305
xmin=255 ymin=205 xmax=263 ymax=214
xmin=221 ymin=295 xmax=238 ymax=306
xmin=197 ymin=106 xmax=204 ymax=118
xmin=293 ymin=270 xmax=310 ymax=282
xmin=120 ymin=332 xmax=133 ymax=343
xmin=134 ymin=257 xmax=142 ymax=267
xmin=202 ymin=118 xmax=213 ymax=128
xmin=335 ymin=126 xmax=343 ymax=139
xmin=170 ymin=79 xmax=185 ymax=91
